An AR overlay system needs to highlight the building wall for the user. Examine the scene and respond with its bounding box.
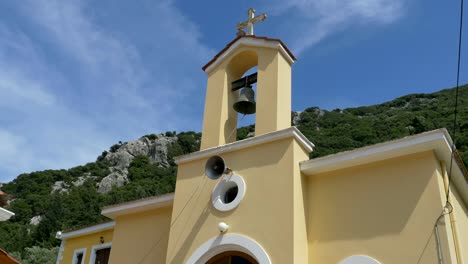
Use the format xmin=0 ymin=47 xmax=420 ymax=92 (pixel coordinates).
xmin=167 ymin=138 xmax=309 ymax=263
xmin=108 ymin=207 xmax=172 ymax=264
xmin=305 ymin=151 xmax=451 ymax=263
xmin=450 ymin=186 xmax=468 ymax=263
xmin=59 ymin=229 xmax=113 ymax=264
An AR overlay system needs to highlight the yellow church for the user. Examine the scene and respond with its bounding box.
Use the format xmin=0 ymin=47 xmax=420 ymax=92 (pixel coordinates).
xmin=55 ymin=9 xmax=468 ymax=264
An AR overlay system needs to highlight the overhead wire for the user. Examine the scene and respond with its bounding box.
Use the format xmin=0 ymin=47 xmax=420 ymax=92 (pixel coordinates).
xmin=431 ymin=0 xmax=465 ymax=263
xmin=445 ymin=0 xmax=465 ymax=203
xmin=134 ymin=174 xmax=209 ymax=264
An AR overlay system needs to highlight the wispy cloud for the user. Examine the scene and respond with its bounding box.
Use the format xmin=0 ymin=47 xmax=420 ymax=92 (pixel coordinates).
xmin=0 ymin=0 xmax=213 ymax=182
xmin=264 ymin=0 xmax=406 ymax=54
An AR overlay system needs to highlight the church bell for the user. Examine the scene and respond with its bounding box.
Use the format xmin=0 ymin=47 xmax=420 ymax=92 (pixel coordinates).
xmin=233 ymin=85 xmax=256 ymax=115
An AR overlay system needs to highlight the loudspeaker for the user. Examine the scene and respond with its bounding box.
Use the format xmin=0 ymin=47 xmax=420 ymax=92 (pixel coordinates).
xmin=205 ymin=156 xmax=231 ymax=180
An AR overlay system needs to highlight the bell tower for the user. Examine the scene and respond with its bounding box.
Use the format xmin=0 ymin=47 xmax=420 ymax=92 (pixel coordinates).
xmin=200 ymin=10 xmax=296 ymax=150
xmin=167 ymin=9 xmax=313 ymax=264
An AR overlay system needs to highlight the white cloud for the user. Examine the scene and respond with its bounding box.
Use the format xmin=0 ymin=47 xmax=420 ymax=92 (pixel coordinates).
xmin=265 ymin=0 xmax=406 ymax=54
xmin=0 ymin=0 xmax=213 ymax=182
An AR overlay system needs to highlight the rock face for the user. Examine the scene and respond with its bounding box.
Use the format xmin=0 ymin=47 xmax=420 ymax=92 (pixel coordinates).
xmin=98 ymin=170 xmax=128 ymax=193
xmin=96 ymin=134 xmax=178 ymax=193
xmin=48 ymin=134 xmax=179 ymax=194
xmin=51 ymin=174 xmax=98 ymax=194
xmin=292 ymin=111 xmax=302 ymax=125
xmin=30 ymin=215 xmax=43 ymax=225
xmin=51 ymin=181 xmax=68 ymax=193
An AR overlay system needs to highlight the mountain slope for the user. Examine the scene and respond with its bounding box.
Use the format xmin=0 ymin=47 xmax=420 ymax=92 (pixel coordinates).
xmin=0 ymin=85 xmax=467 ymax=255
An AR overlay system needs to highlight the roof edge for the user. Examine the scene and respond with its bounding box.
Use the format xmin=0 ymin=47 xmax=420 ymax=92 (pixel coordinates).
xmin=202 ymin=35 xmax=296 ymax=73
xmin=0 ymin=207 xmax=14 ymax=221
xmin=102 ymin=193 xmax=174 ymax=219
xmin=175 ymin=127 xmax=314 ymax=165
xmin=59 ymin=221 xmax=115 ymax=240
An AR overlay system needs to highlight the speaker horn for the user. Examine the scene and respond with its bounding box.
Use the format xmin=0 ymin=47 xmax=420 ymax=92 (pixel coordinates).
xmin=205 ymin=156 xmax=231 ymax=180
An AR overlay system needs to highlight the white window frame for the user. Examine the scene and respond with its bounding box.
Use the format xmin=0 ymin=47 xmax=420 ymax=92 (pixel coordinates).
xmin=72 ymin=248 xmax=86 ymax=264
xmin=88 ymin=242 xmax=112 ymax=264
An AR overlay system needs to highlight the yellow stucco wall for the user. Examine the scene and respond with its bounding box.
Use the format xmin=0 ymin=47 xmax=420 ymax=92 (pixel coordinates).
xmin=59 ymin=228 xmax=113 ymax=264
xmin=200 ymin=42 xmax=293 ymax=150
xmin=450 ymin=186 xmax=468 ymax=263
xmin=166 ymin=137 xmax=310 ymax=263
xmin=305 ymin=151 xmax=451 ymax=264
xmin=108 ymin=207 xmax=172 ymax=264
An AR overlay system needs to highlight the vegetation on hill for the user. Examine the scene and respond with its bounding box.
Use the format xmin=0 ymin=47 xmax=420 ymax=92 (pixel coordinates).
xmin=0 ymin=85 xmax=466 ymax=257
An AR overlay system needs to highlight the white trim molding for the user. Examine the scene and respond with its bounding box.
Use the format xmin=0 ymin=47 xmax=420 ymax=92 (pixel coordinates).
xmin=60 ymin=221 xmax=115 ymax=240
xmin=176 ymin=127 xmax=314 ymax=165
xmin=186 ymin=233 xmax=271 ymax=264
xmin=102 ymin=193 xmax=174 ymax=219
xmin=72 ymin=248 xmax=86 ymax=264
xmin=301 ymin=129 xmax=453 ymax=175
xmin=89 ymin=242 xmax=112 ymax=264
xmin=55 ymin=240 xmax=65 ymax=264
xmin=0 ymin=207 xmax=14 ymax=221
xmin=339 ymin=255 xmax=382 ymax=264
xmin=212 ymin=174 xmax=246 ymax=211
xmin=204 ymin=37 xmax=295 ymax=74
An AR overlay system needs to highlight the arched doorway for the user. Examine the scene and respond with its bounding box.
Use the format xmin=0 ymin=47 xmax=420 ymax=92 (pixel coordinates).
xmin=206 ymin=251 xmax=258 ymax=264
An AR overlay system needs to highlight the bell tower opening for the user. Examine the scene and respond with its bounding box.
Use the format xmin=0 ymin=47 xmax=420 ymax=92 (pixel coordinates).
xmin=234 ymin=66 xmax=257 ymax=141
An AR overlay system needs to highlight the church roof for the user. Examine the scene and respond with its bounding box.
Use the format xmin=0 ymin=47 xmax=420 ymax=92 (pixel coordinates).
xmin=0 ymin=248 xmax=20 ymax=264
xmin=202 ymin=35 xmax=296 ymax=73
xmin=102 ymin=192 xmax=174 ymax=219
xmin=59 ymin=221 xmax=115 ymax=240
xmin=300 ymin=128 xmax=468 ymax=203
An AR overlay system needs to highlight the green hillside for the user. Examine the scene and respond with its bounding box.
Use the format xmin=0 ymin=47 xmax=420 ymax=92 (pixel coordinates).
xmin=0 ymin=85 xmax=467 ymax=258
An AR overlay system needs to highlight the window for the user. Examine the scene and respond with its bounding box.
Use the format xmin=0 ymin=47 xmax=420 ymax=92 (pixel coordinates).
xmin=212 ymin=174 xmax=246 ymax=211
xmin=89 ymin=242 xmax=111 ymax=264
xmin=72 ymin=248 xmax=86 ymax=264
xmin=207 ymin=251 xmax=258 ymax=264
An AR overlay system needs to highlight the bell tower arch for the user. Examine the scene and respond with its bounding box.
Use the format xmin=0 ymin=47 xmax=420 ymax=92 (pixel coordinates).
xmin=200 ymin=36 xmax=296 ymax=150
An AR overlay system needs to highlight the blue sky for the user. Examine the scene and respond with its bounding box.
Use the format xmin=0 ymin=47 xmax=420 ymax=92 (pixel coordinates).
xmin=0 ymin=0 xmax=466 ymax=183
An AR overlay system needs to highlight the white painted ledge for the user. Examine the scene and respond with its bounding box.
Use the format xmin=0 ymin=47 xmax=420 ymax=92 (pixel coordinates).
xmin=0 ymin=207 xmax=14 ymax=221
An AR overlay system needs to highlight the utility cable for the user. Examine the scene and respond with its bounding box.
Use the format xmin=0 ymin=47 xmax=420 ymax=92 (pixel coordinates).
xmin=134 ymin=174 xmax=209 ymax=264
xmin=445 ymin=0 xmax=464 ymax=204
xmin=432 ymin=1 xmax=464 ymax=263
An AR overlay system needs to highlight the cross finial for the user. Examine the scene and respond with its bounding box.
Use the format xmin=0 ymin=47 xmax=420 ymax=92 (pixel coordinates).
xmin=237 ymin=8 xmax=267 ymax=36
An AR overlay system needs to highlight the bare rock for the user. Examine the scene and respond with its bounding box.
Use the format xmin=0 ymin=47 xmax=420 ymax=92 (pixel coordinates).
xmin=72 ymin=174 xmax=98 ymax=187
xmin=98 ymin=170 xmax=129 ymax=193
xmin=292 ymin=111 xmax=302 ymax=125
xmin=30 ymin=215 xmax=43 ymax=225
xmin=148 ymin=135 xmax=177 ymax=167
xmin=51 ymin=181 xmax=69 ymax=193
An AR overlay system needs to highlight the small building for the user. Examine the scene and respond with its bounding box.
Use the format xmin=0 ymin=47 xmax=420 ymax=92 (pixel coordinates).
xmin=0 ymin=197 xmax=17 ymax=264
xmin=56 ymin=10 xmax=468 ymax=264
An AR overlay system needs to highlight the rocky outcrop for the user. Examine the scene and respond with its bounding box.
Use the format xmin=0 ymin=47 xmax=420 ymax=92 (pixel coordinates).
xmin=30 ymin=215 xmax=43 ymax=225
xmin=51 ymin=174 xmax=98 ymax=193
xmin=51 ymin=181 xmax=68 ymax=193
xmin=98 ymin=169 xmax=128 ymax=193
xmin=104 ymin=134 xmax=176 ymax=169
xmin=292 ymin=111 xmax=302 ymax=125
xmin=148 ymin=135 xmax=177 ymax=167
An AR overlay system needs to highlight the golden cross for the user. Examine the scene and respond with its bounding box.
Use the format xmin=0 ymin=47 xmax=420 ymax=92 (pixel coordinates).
xmin=237 ymin=8 xmax=267 ymax=36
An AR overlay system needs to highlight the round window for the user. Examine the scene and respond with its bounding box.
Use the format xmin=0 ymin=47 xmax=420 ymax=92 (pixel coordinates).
xmin=212 ymin=174 xmax=246 ymax=211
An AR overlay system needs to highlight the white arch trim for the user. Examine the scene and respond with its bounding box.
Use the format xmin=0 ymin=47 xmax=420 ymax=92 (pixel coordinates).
xmin=186 ymin=233 xmax=271 ymax=264
xmin=339 ymin=255 xmax=382 ymax=264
